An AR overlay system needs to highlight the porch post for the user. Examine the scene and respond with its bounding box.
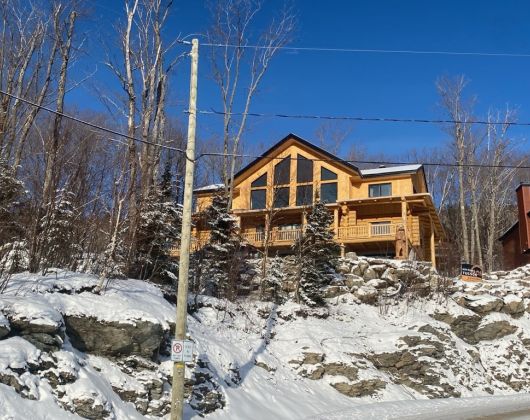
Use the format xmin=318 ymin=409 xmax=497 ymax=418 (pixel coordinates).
xmin=430 ymin=216 xmax=436 ymax=269
xmin=401 ymin=198 xmax=409 ymax=258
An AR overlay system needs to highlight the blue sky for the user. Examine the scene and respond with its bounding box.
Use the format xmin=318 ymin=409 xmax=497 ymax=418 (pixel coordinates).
xmin=70 ymin=0 xmax=530 ymax=158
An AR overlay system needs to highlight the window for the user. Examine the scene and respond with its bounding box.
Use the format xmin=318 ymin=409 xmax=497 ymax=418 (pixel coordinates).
xmin=251 ymin=173 xmax=267 ymax=188
xmin=369 ymin=183 xmax=392 ymax=197
xmin=321 ymin=182 xmax=337 ymax=203
xmin=274 ymin=157 xmax=291 ymax=185
xmin=296 ymin=185 xmax=313 ymax=206
xmin=273 ymin=187 xmax=290 ymax=208
xmin=321 ymin=167 xmax=337 ymax=181
xmin=297 ymin=155 xmax=313 ymax=183
xmin=251 ymin=189 xmax=266 ymax=210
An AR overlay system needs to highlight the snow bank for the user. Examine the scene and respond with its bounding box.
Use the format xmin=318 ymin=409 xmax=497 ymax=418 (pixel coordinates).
xmin=310 ymin=393 xmax=530 ymax=419
xmin=3 ymin=271 xmax=175 ymax=328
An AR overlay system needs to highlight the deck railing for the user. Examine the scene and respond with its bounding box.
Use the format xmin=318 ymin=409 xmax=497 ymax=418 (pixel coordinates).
xmin=171 ymin=222 xmax=398 ymax=255
xmin=241 ymin=228 xmax=302 ymax=245
xmin=337 ymin=222 xmax=396 ymax=240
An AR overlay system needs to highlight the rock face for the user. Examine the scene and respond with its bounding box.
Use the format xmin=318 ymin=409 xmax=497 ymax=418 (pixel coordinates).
xmin=64 ymin=315 xmax=164 ymax=359
xmin=331 ymin=379 xmax=386 ymax=397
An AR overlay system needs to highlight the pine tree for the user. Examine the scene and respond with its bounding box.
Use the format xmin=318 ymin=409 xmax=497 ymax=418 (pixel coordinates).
xmin=0 ymin=158 xmax=24 ymax=242
xmin=135 ymin=163 xmax=182 ymax=282
xmin=39 ymin=189 xmax=80 ymax=273
xmin=261 ymin=254 xmax=285 ymax=303
xmin=200 ymin=193 xmax=243 ymax=299
xmin=294 ymin=200 xmax=340 ymax=306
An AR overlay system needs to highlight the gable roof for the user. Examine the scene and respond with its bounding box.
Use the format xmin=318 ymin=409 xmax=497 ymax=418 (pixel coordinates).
xmin=233 ymin=133 xmax=360 ymax=183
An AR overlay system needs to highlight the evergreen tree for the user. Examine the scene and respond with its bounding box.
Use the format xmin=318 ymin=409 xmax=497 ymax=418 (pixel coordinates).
xmin=261 ymin=254 xmax=285 ymax=303
xmin=294 ymin=200 xmax=340 ymax=306
xmin=135 ymin=163 xmax=182 ymax=282
xmin=0 ymin=158 xmax=24 ymax=242
xmin=39 ymin=189 xmax=80 ymax=273
xmin=201 ymin=193 xmax=243 ymax=298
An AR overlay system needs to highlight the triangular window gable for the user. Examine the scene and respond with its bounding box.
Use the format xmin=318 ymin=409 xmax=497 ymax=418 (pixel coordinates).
xmin=321 ymin=167 xmax=338 ymax=181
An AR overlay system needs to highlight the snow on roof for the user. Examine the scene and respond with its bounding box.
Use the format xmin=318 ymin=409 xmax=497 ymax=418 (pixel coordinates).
xmin=360 ymin=164 xmax=422 ymax=177
xmin=193 ymin=183 xmax=225 ymax=193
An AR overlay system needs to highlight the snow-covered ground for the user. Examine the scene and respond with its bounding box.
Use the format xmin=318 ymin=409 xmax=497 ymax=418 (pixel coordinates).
xmin=1 ymin=264 xmax=530 ymax=419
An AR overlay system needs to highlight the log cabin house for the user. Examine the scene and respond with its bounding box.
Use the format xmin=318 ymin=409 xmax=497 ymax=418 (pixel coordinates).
xmin=189 ymin=134 xmax=443 ymax=267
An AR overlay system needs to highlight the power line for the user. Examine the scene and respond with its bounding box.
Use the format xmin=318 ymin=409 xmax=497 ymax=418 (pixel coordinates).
xmin=198 ymin=151 xmax=530 ymax=170
xmin=178 ymin=39 xmax=530 ymax=58
xmin=0 ymin=90 xmax=187 ymax=155
xmin=2 ymin=90 xmax=527 ymax=170
xmin=194 ymin=109 xmax=528 ymax=127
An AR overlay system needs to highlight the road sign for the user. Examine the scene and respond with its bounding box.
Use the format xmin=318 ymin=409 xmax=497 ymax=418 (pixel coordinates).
xmin=171 ymin=339 xmax=194 ymax=362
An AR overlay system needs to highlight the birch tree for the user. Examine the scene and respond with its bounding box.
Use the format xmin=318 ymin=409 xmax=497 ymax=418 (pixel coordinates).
xmin=207 ymin=0 xmax=295 ymax=208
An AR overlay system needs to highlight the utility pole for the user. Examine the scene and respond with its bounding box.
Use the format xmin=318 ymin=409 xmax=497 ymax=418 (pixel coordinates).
xmin=171 ymin=38 xmax=199 ymax=420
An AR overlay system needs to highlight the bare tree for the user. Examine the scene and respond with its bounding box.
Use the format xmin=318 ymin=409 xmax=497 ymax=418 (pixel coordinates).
xmin=314 ymin=121 xmax=353 ymax=155
xmin=207 ymin=0 xmax=295 ymax=208
xmin=436 ymin=75 xmax=475 ymax=263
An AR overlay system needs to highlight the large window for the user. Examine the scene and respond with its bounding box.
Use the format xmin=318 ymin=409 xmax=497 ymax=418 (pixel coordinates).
xmin=250 ymin=173 xmax=267 ymax=209
xmin=319 ymin=167 xmax=338 ymax=203
xmin=273 ymin=187 xmax=290 ymax=208
xmin=369 ymin=183 xmax=392 ymax=197
xmin=296 ymin=185 xmax=313 ymax=206
xmin=274 ymin=157 xmax=291 ymax=185
xmin=251 ymin=189 xmax=266 ymax=210
xmin=297 ymin=155 xmax=313 ymax=183
xmin=321 ymin=182 xmax=337 ymax=203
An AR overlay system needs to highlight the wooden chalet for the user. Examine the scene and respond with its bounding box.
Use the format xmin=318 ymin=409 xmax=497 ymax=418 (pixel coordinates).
xmin=190 ymin=134 xmax=443 ymax=267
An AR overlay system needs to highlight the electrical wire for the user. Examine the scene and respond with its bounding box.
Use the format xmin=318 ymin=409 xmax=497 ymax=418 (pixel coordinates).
xmin=178 ymin=39 xmax=530 ymax=58
xmin=0 ymin=90 xmax=188 ymax=155
xmin=194 ymin=109 xmax=528 ymax=127
xmin=2 ymin=90 xmax=528 ymax=170
xmin=198 ymin=151 xmax=530 ymax=170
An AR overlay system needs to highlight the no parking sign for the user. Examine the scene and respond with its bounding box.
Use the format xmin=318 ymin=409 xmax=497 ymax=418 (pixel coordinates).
xmin=171 ymin=339 xmax=194 ymax=362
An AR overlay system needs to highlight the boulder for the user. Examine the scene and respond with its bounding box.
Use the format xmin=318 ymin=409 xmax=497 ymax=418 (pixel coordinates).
xmin=502 ymin=295 xmax=525 ymax=316
xmin=5 ymin=300 xmax=64 ymax=352
xmin=355 ymin=260 xmax=370 ymax=276
xmin=462 ymin=294 xmax=504 ymax=315
xmin=0 ymin=313 xmax=10 ymax=339
xmin=343 ymin=274 xmax=364 ymax=289
xmin=365 ymin=278 xmax=388 ymax=289
xmin=344 ymin=252 xmax=358 ymax=261
xmin=381 ymin=268 xmax=398 ymax=284
xmin=331 ymin=379 xmax=386 ymax=397
xmin=322 ymin=286 xmax=349 ymax=298
xmin=362 ymin=267 xmax=378 ymax=281
xmin=302 ymin=362 xmax=358 ymax=381
xmin=301 ymin=352 xmax=325 ymax=365
xmin=337 ymin=264 xmax=350 ymax=274
xmin=432 ymin=312 xmax=481 ymax=344
xmin=474 ymin=319 xmax=517 ymax=342
xmin=64 ymin=315 xmax=164 ymax=359
xmin=354 ymin=285 xmax=378 ymax=304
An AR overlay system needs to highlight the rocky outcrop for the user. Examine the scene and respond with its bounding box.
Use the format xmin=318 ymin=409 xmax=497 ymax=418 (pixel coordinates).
xmin=331 ymin=379 xmax=386 ymax=397
xmin=64 ymin=315 xmax=165 ymax=359
xmin=0 ymin=313 xmax=10 ymax=339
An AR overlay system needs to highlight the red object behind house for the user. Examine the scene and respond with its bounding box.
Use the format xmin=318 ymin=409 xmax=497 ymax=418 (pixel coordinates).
xmin=500 ymin=183 xmax=530 ymax=270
